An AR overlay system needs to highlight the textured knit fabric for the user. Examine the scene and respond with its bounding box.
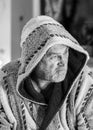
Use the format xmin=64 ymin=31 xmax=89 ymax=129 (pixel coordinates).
xmin=17 ymin=16 xmax=89 ymax=93
xmin=0 ymin=15 xmax=93 ymax=130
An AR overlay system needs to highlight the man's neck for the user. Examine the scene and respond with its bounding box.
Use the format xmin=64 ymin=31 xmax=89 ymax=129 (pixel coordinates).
xmin=31 ymin=78 xmax=51 ymax=93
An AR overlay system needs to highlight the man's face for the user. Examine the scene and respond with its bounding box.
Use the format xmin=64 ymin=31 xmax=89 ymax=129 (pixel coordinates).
xmin=35 ymin=44 xmax=69 ymax=82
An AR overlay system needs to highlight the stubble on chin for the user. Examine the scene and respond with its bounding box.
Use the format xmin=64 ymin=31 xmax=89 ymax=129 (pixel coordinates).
xmin=51 ymin=71 xmax=66 ymax=83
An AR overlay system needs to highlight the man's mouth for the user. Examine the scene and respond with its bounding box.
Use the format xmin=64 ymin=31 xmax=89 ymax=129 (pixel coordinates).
xmin=53 ymin=69 xmax=64 ymax=76
xmin=56 ymin=67 xmax=64 ymax=72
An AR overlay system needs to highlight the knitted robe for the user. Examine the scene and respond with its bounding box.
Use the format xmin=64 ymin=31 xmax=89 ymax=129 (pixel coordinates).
xmin=0 ymin=16 xmax=93 ymax=130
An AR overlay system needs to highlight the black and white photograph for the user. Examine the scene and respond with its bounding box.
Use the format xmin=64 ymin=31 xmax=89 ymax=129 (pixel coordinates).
xmin=0 ymin=0 xmax=93 ymax=130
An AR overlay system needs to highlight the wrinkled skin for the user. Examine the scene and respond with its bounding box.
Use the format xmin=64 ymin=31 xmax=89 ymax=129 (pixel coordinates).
xmin=34 ymin=44 xmax=69 ymax=87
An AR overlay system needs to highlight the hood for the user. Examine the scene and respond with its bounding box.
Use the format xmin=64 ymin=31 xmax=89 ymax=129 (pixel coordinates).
xmin=16 ymin=15 xmax=89 ymax=104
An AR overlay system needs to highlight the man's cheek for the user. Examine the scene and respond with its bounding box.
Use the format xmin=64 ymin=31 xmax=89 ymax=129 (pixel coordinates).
xmin=49 ymin=64 xmax=55 ymax=73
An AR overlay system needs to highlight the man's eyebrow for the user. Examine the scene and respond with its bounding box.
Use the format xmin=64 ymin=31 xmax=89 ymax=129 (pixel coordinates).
xmin=46 ymin=47 xmax=69 ymax=56
xmin=46 ymin=52 xmax=60 ymax=57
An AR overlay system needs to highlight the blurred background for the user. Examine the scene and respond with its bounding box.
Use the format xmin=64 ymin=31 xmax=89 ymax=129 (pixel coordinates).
xmin=0 ymin=0 xmax=93 ymax=68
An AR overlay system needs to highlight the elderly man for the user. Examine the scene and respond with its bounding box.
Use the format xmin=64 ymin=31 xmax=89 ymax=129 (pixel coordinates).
xmin=0 ymin=15 xmax=93 ymax=130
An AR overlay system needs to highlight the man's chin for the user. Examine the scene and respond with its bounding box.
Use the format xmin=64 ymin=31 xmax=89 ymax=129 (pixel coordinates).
xmin=52 ymin=75 xmax=66 ymax=83
xmin=53 ymin=79 xmax=64 ymax=83
xmin=52 ymin=70 xmax=67 ymax=82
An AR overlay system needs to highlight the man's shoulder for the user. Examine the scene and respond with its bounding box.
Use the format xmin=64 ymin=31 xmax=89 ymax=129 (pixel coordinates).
xmin=0 ymin=59 xmax=21 ymax=92
xmin=1 ymin=59 xmax=21 ymax=76
xmin=0 ymin=59 xmax=21 ymax=85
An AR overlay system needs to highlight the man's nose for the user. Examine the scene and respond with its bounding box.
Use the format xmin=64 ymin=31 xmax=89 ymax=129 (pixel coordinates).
xmin=57 ymin=61 xmax=64 ymax=66
xmin=57 ymin=56 xmax=64 ymax=66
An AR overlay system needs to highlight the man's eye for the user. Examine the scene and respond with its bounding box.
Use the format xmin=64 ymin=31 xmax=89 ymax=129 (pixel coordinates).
xmin=50 ymin=55 xmax=57 ymax=59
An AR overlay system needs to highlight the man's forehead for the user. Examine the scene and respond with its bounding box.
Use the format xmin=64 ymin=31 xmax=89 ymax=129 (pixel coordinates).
xmin=47 ymin=44 xmax=69 ymax=53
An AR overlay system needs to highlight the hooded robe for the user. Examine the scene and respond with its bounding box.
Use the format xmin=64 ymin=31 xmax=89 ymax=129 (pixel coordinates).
xmin=0 ymin=16 xmax=93 ymax=130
